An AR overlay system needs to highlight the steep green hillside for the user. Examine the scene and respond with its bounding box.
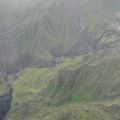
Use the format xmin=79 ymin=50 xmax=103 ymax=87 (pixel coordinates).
xmin=0 ymin=83 xmax=7 ymax=96
xmin=8 ymin=48 xmax=120 ymax=120
xmin=1 ymin=0 xmax=120 ymax=120
xmin=8 ymin=58 xmax=81 ymax=120
xmin=10 ymin=57 xmax=80 ymax=103
xmin=9 ymin=103 xmax=113 ymax=120
xmin=45 ymin=48 xmax=120 ymax=105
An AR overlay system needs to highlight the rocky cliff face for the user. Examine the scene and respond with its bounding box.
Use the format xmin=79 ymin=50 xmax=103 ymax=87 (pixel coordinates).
xmin=0 ymin=86 xmax=13 ymax=120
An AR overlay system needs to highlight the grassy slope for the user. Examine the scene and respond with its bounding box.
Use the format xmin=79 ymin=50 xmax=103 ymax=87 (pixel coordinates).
xmin=8 ymin=57 xmax=82 ymax=119
xmin=1 ymin=1 xmax=120 ymax=119
xmin=45 ymin=48 xmax=120 ymax=105
xmin=8 ymin=50 xmax=120 ymax=120
xmin=12 ymin=57 xmax=81 ymax=102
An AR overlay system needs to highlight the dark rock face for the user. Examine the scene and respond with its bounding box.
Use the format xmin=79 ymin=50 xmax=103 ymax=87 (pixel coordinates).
xmin=0 ymin=86 xmax=13 ymax=120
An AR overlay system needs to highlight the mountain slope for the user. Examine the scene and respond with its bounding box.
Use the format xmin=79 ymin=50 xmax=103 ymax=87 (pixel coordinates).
xmin=44 ymin=48 xmax=120 ymax=105
xmin=1 ymin=0 xmax=120 ymax=120
xmin=8 ymin=48 xmax=120 ymax=120
xmin=0 ymin=0 xmax=120 ymax=71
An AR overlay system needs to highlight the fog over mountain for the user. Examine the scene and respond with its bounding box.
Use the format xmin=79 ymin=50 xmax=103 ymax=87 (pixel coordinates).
xmin=0 ymin=0 xmax=120 ymax=120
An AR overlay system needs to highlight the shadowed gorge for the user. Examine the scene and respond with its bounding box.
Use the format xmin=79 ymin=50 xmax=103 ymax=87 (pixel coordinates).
xmin=0 ymin=86 xmax=12 ymax=120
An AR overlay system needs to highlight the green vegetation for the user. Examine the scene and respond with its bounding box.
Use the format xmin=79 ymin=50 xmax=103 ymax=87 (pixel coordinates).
xmin=0 ymin=83 xmax=8 ymax=95
xmin=1 ymin=0 xmax=120 ymax=120
xmin=8 ymin=50 xmax=120 ymax=120
xmin=12 ymin=68 xmax=54 ymax=102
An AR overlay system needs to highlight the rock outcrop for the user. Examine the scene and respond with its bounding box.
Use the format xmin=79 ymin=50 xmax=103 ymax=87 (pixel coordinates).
xmin=0 ymin=86 xmax=13 ymax=120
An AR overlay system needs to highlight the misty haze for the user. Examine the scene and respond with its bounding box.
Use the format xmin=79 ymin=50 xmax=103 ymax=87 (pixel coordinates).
xmin=0 ymin=0 xmax=120 ymax=120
